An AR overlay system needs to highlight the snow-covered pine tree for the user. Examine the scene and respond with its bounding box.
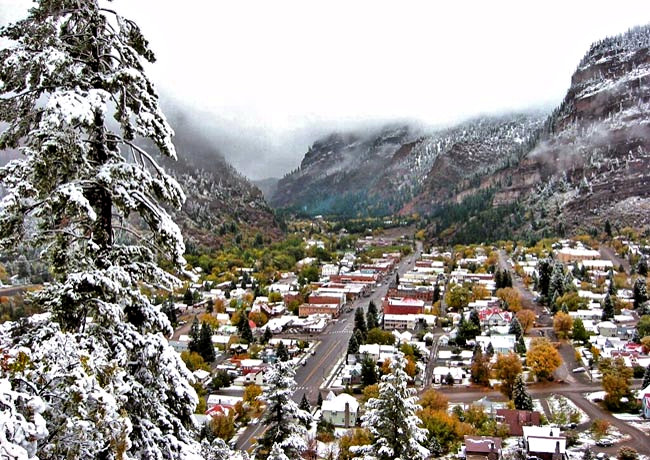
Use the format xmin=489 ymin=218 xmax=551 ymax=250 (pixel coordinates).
xmin=255 ymin=361 xmax=312 ymax=459
xmin=355 ymin=352 xmax=430 ymax=460
xmin=548 ymin=261 xmax=565 ymax=300
xmin=188 ymin=316 xmax=201 ymax=353
xmin=512 ymin=374 xmax=533 ymax=410
xmin=201 ymin=438 xmax=248 ymax=460
xmin=267 ymin=443 xmax=290 ymax=460
xmin=0 ymin=2 xmax=204 ymax=458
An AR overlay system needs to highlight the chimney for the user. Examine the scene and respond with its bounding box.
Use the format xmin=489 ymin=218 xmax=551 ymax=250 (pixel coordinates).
xmin=344 ymin=402 xmax=350 ymax=428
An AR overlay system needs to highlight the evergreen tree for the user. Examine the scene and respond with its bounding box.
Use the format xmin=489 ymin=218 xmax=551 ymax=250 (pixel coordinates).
xmin=433 ymin=284 xmax=441 ymax=303
xmin=356 ymin=353 xmax=430 ymax=460
xmin=255 ymin=361 xmax=312 ymax=459
xmin=184 ymin=288 xmax=195 ymax=306
xmin=199 ymin=322 xmax=216 ymax=363
xmin=299 ymin=393 xmax=311 ymax=413
xmin=354 ymin=308 xmax=367 ymax=338
xmin=607 ymin=269 xmax=617 ymax=296
xmin=276 ymin=342 xmax=289 ymax=362
xmin=238 ymin=314 xmax=254 ymax=343
xmin=602 ymin=293 xmax=615 ymax=321
xmin=366 ymin=301 xmax=379 ymax=331
xmin=637 ymin=257 xmax=648 ymax=277
xmin=561 ymin=303 xmax=569 ymax=314
xmin=536 ymin=258 xmax=553 ymax=300
xmin=495 ymin=270 xmax=503 ymax=289
xmin=262 ymin=327 xmax=273 ymax=344
xmin=361 ymin=356 xmax=378 ymax=387
xmin=548 ymin=261 xmax=565 ymax=300
xmin=353 ymin=328 xmax=365 ymax=347
xmin=267 ymin=443 xmax=290 ymax=460
xmin=572 ymin=317 xmax=590 ymax=344
xmin=347 ymin=334 xmax=360 ymax=356
xmin=469 ymin=308 xmax=481 ymax=328
xmin=642 ymin=363 xmax=650 ymax=390
xmin=504 ymin=270 xmax=513 ymax=288
xmin=445 ymin=372 xmax=455 ymax=386
xmin=486 ymin=342 xmax=495 ymax=357
xmin=317 ymin=392 xmax=323 ymax=408
xmin=0 ymin=2 xmax=204 ymax=457
xmin=604 ymin=219 xmax=612 ymax=238
xmin=516 ymin=335 xmax=527 ymax=354
xmin=509 ymin=317 xmax=523 ymax=340
xmin=188 ymin=316 xmax=201 ymax=353
xmin=512 ymin=374 xmax=533 ymax=410
xmin=633 ymin=278 xmax=649 ymax=310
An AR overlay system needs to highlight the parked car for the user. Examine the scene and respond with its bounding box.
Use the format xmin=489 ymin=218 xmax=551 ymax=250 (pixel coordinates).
xmin=596 ymin=453 xmax=608 ymax=460
xmin=572 ymin=367 xmax=586 ymax=373
xmin=596 ymin=439 xmax=613 ymax=447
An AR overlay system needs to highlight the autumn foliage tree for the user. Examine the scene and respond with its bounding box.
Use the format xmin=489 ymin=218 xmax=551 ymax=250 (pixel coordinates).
xmin=493 ymin=353 xmax=523 ymax=399
xmin=497 ymin=287 xmax=522 ymax=312
xmin=527 ymin=337 xmax=562 ymax=381
xmin=516 ymin=309 xmax=536 ymax=334
xmin=553 ymin=311 xmax=573 ymax=340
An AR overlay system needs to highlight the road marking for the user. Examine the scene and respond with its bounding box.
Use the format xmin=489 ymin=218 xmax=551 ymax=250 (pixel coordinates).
xmin=301 ymin=341 xmax=342 ymax=385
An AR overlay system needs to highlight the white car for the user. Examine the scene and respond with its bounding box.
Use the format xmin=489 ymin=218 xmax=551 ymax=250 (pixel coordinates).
xmin=572 ymin=367 xmax=586 ymax=373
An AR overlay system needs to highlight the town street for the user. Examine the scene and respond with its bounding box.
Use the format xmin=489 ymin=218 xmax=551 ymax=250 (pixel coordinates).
xmin=236 ymin=239 xmax=422 ymax=450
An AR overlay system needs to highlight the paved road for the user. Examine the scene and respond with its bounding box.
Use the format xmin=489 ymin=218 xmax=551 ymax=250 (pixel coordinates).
xmin=236 ymin=239 xmax=422 ymax=450
xmin=599 ymin=244 xmax=630 ymax=274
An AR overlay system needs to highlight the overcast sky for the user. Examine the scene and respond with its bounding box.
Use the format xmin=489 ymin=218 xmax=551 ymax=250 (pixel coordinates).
xmin=2 ymin=1 xmax=650 ymax=179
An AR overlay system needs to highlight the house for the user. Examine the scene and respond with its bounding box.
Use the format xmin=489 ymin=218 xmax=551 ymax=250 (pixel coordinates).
xmin=321 ymin=393 xmax=359 ymax=427
xmin=637 ymin=385 xmax=650 ymax=419
xmin=299 ymin=303 xmax=341 ymax=318
xmin=523 ymin=426 xmax=566 ymax=460
xmin=433 ymin=366 xmax=467 ymax=385
xmin=463 ymin=436 xmax=502 ymax=460
xmin=597 ymin=321 xmax=617 ymax=337
xmin=382 ymin=297 xmax=425 ymax=315
xmin=240 ymin=359 xmax=264 ymax=375
xmin=478 ymin=307 xmax=513 ymax=327
xmin=383 ymin=313 xmax=417 ymax=330
xmin=495 ymin=409 xmax=541 ymax=436
xmin=475 ymin=335 xmax=516 ymax=354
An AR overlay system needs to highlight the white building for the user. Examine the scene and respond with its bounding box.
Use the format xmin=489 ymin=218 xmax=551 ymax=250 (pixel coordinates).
xmin=321 ymin=393 xmax=359 ymax=427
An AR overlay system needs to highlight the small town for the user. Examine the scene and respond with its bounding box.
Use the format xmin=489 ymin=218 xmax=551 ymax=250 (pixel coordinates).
xmin=2 ymin=3 xmax=650 ymax=460
xmin=72 ymin=222 xmax=646 ymax=460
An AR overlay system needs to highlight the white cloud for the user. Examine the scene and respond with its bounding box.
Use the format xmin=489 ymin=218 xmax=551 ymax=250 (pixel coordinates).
xmin=3 ymin=1 xmax=650 ymax=178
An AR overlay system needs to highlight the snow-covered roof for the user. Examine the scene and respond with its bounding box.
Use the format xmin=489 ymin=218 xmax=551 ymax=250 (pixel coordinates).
xmin=527 ymin=436 xmax=566 ymax=454
xmin=522 ymin=425 xmax=561 ymax=440
xmin=322 ymin=393 xmax=359 ymax=413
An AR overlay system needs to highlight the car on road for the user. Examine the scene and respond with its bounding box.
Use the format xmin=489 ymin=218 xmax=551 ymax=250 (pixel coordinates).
xmin=595 ymin=453 xmax=608 ymax=460
xmin=596 ymin=439 xmax=613 ymax=447
xmin=572 ymin=367 xmax=586 ymax=373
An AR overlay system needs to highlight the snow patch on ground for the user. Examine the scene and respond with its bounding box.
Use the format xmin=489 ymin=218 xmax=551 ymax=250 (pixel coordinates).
xmin=629 ymin=421 xmax=650 ymax=434
xmin=547 ymin=394 xmax=590 ymax=424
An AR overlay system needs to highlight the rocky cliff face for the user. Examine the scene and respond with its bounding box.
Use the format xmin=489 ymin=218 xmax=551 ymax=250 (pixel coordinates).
xmin=270 ymin=115 xmax=543 ymax=217
xmin=159 ymin=117 xmax=283 ymax=251
xmin=491 ymin=25 xmax=650 ymax=234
